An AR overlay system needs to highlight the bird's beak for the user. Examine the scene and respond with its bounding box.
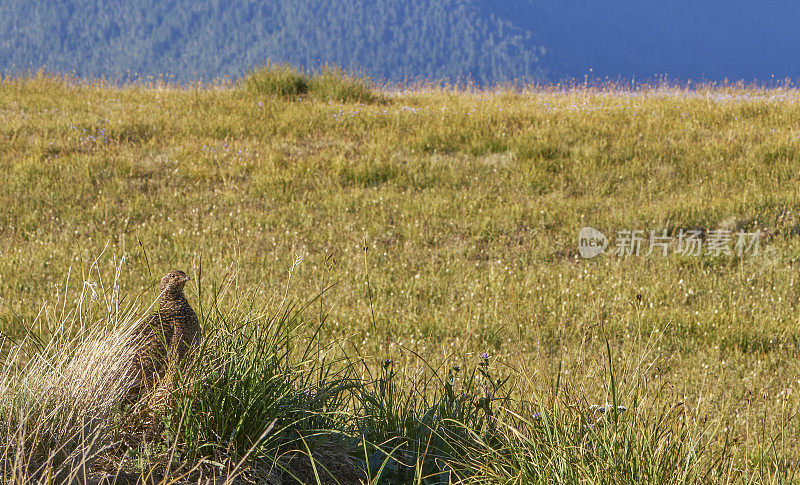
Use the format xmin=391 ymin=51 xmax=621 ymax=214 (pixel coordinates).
xmin=184 ymin=275 xmax=191 ymax=283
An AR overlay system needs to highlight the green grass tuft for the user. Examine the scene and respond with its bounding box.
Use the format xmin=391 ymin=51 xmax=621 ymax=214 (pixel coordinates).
xmin=308 ymin=66 xmax=377 ymax=103
xmin=244 ymin=63 xmax=310 ymax=98
xmin=243 ymin=64 xmax=377 ymax=103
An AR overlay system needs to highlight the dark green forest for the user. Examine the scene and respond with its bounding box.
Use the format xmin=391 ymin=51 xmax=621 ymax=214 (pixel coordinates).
xmin=2 ymin=0 xmax=799 ymax=84
xmin=0 ymin=0 xmax=545 ymax=84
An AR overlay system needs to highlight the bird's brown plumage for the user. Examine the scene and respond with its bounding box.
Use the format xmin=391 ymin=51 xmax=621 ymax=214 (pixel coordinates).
xmin=128 ymin=270 xmax=200 ymax=394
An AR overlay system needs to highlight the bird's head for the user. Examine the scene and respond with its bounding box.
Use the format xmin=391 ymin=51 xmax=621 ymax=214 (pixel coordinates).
xmin=160 ymin=270 xmax=191 ymax=295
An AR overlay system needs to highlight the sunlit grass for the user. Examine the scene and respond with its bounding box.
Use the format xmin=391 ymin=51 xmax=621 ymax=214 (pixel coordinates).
xmin=1 ymin=71 xmax=799 ymax=482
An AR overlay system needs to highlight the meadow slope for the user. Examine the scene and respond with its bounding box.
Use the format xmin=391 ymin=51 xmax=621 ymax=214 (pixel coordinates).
xmin=1 ymin=74 xmax=799 ymax=482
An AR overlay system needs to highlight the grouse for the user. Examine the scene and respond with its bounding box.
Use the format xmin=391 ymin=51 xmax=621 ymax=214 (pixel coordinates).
xmin=128 ymin=270 xmax=200 ymax=395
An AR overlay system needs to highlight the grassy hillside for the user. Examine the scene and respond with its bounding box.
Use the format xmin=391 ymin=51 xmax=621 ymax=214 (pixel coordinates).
xmin=1 ymin=72 xmax=799 ymax=482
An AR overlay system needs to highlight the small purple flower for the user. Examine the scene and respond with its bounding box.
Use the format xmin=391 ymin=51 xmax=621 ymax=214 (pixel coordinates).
xmin=480 ymin=352 xmax=490 ymax=359
xmin=532 ymin=412 xmax=542 ymax=420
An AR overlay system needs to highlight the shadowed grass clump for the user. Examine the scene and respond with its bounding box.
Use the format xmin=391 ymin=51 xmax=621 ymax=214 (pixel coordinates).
xmin=349 ymin=346 xmax=730 ymax=484
xmin=167 ymin=280 xmax=357 ymax=478
xmin=244 ymin=64 xmax=377 ymax=103
xmin=308 ymin=67 xmax=377 ymax=103
xmin=244 ymin=63 xmax=309 ymax=98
